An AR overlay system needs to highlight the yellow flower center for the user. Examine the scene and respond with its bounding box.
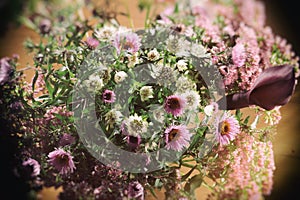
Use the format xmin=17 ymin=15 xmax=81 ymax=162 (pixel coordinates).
xmin=220 ymin=121 xmax=230 ymax=135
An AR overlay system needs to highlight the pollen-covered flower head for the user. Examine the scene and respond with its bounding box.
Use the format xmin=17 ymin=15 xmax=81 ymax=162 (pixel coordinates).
xmin=48 ymin=148 xmax=76 ymax=175
xmin=114 ymin=71 xmax=128 ymax=83
xmin=215 ymin=112 xmax=240 ymax=146
xmin=166 ymin=34 xmax=191 ymax=57
xmin=83 ymin=73 xmax=104 ymax=92
xmin=147 ymin=48 xmax=160 ymax=61
xmin=102 ymin=89 xmax=116 ymax=103
xmin=94 ymin=25 xmax=117 ymax=41
xmin=175 ymin=59 xmax=188 ymax=72
xmin=113 ymin=31 xmax=141 ymax=55
xmin=181 ymin=90 xmax=201 ymax=110
xmin=151 ymin=63 xmax=177 ymax=86
xmin=105 ymin=108 xmax=123 ymax=128
xmin=164 ymin=95 xmax=186 ymax=117
xmin=121 ymin=114 xmax=148 ymax=137
xmin=140 ymin=86 xmax=154 ymax=102
xmin=175 ymin=76 xmax=197 ymax=93
xmin=165 ymin=125 xmax=191 ymax=151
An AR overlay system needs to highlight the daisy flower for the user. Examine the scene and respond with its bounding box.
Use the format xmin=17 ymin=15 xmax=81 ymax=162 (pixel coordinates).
xmin=102 ymin=89 xmax=116 ymax=103
xmin=165 ymin=125 xmax=191 ymax=151
xmin=22 ymin=158 xmax=41 ymax=177
xmin=164 ymin=95 xmax=186 ymax=117
xmin=113 ymin=32 xmax=141 ymax=55
xmin=215 ymin=112 xmax=240 ymax=146
xmin=48 ymin=148 xmax=76 ymax=175
xmin=85 ymin=37 xmax=99 ymax=49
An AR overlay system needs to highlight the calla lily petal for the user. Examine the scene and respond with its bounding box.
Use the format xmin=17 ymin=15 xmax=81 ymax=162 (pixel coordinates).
xmin=218 ymin=65 xmax=297 ymax=110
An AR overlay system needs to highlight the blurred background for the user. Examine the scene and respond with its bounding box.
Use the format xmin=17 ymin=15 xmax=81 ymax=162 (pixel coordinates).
xmin=261 ymin=1 xmax=300 ymax=199
xmin=1 ymin=0 xmax=299 ymax=199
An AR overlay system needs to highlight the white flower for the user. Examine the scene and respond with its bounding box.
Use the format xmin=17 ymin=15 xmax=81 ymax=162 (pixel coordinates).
xmin=114 ymin=71 xmax=128 ymax=83
xmin=151 ymin=64 xmax=177 ymax=86
xmin=147 ymin=48 xmax=160 ymax=61
xmin=190 ymin=43 xmax=210 ymax=58
xmin=105 ymin=109 xmax=123 ymax=128
xmin=94 ymin=25 xmax=117 ymax=41
xmin=166 ymin=35 xmax=191 ymax=57
xmin=204 ymin=103 xmax=219 ymax=116
xmin=182 ymin=90 xmax=201 ymax=110
xmin=83 ymin=74 xmax=104 ymax=92
xmin=127 ymin=52 xmax=141 ymax=68
xmin=122 ymin=114 xmax=148 ymax=137
xmin=140 ymin=86 xmax=154 ymax=102
xmin=175 ymin=76 xmax=196 ymax=93
xmin=175 ymin=59 xmax=188 ymax=72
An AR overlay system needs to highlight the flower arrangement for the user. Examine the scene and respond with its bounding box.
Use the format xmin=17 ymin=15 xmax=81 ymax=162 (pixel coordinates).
xmin=1 ymin=0 xmax=299 ymax=200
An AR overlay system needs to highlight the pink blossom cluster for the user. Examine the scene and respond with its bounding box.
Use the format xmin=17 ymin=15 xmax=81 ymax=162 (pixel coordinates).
xmin=208 ymin=132 xmax=275 ymax=199
xmin=159 ymin=0 xmax=299 ymax=93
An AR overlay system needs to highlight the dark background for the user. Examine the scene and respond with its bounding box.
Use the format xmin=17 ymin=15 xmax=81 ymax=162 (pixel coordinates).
xmin=262 ymin=0 xmax=300 ymax=199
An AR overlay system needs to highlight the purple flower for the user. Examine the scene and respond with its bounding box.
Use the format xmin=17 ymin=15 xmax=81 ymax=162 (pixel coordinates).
xmin=128 ymin=181 xmax=144 ymax=200
xmin=113 ymin=32 xmax=141 ymax=54
xmin=218 ymin=65 xmax=297 ymax=110
xmin=164 ymin=95 xmax=186 ymax=117
xmin=165 ymin=125 xmax=191 ymax=151
xmin=232 ymin=43 xmax=246 ymax=67
xmin=85 ymin=37 xmax=99 ymax=49
xmin=39 ymin=19 xmax=52 ymax=34
xmin=48 ymin=148 xmax=76 ymax=175
xmin=126 ymin=135 xmax=141 ymax=149
xmin=0 ymin=57 xmax=13 ymax=85
xmin=22 ymin=158 xmax=41 ymax=177
xmin=59 ymin=134 xmax=76 ymax=147
xmin=102 ymin=89 xmax=116 ymax=103
xmin=215 ymin=113 xmax=240 ymax=146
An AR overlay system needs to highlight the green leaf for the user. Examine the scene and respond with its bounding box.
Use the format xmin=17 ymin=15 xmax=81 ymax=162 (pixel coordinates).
xmin=31 ymin=70 xmax=39 ymax=93
xmin=181 ymin=165 xmax=197 ymax=181
xmin=184 ymin=174 xmax=203 ymax=199
xmin=154 ymin=178 xmax=163 ymax=188
xmin=243 ymin=116 xmax=250 ymax=125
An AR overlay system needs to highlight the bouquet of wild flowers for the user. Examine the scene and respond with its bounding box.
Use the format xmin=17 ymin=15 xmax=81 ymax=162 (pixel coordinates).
xmin=2 ymin=0 xmax=299 ymax=199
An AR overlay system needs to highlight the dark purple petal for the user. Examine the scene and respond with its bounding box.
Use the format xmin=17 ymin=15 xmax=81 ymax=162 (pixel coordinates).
xmin=218 ymin=65 xmax=297 ymax=110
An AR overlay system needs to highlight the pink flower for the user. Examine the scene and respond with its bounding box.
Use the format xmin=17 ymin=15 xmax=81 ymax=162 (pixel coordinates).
xmin=215 ymin=113 xmax=240 ymax=146
xmin=22 ymin=158 xmax=41 ymax=177
xmin=128 ymin=181 xmax=144 ymax=199
xmin=232 ymin=43 xmax=246 ymax=67
xmin=102 ymin=89 xmax=116 ymax=103
xmin=48 ymin=148 xmax=76 ymax=175
xmin=59 ymin=134 xmax=76 ymax=147
xmin=85 ymin=37 xmax=99 ymax=49
xmin=164 ymin=95 xmax=186 ymax=117
xmin=165 ymin=125 xmax=191 ymax=151
xmin=113 ymin=32 xmax=141 ymax=54
xmin=126 ymin=135 xmax=141 ymax=149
